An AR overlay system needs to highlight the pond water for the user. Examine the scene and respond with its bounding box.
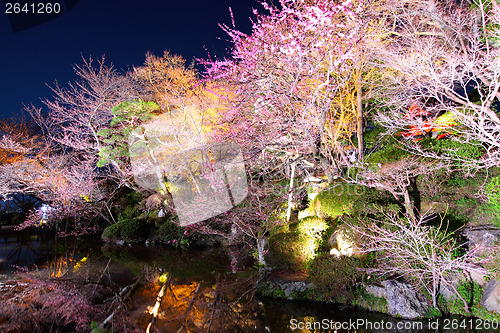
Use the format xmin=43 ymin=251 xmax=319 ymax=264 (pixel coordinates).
xmin=0 ymin=232 xmax=495 ymax=332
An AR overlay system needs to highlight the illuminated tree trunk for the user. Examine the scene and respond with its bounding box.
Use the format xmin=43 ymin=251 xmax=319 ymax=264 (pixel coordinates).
xmin=355 ymin=63 xmax=364 ymax=161
xmin=286 ymin=162 xmax=296 ymax=223
xmin=257 ymin=237 xmax=268 ymax=269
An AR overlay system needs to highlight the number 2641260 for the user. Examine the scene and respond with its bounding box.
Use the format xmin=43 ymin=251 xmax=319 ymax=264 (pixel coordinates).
xmin=5 ymin=2 xmax=61 ymax=14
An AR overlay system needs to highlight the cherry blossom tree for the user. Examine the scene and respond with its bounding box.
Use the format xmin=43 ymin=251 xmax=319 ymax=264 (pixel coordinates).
xmin=202 ymin=0 xmax=381 ymax=178
xmin=348 ymin=212 xmax=486 ymax=311
xmin=36 ymin=56 xmax=142 ymax=188
xmin=373 ymin=0 xmax=500 ymax=172
xmin=0 ymin=57 xmax=140 ymax=227
xmin=0 ymin=116 xmax=110 ymax=229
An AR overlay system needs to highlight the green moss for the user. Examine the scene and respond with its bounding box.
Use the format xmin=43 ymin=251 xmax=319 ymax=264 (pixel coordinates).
xmin=102 ymin=223 xmax=120 ymax=239
xmin=484 ymin=175 xmax=500 ymax=226
xmin=365 ymin=141 xmax=409 ymax=165
xmin=424 ymin=307 xmax=443 ymax=318
xmin=307 ymin=254 xmax=370 ymax=302
xmin=441 ymin=281 xmax=480 ymax=316
xmin=267 ymin=231 xmax=317 ymax=271
xmin=154 ymin=217 xmax=214 ymax=248
xmin=310 ymin=183 xmax=367 ymax=218
xmin=102 ymin=217 xmax=149 ymax=242
xmin=437 ymin=280 xmax=500 ymax=321
xmin=353 ymin=288 xmax=388 ymax=313
xmin=118 ymin=206 xmax=141 ymax=222
xmin=272 ymin=288 xmax=286 ymax=298
xmin=124 ymin=191 xmax=143 ymax=205
xmin=422 ymin=139 xmax=486 ymax=161
xmin=309 ymin=182 xmax=398 ymax=220
xmin=363 ymin=125 xmax=386 ymax=151
xmin=258 ymin=282 xmax=282 ymax=297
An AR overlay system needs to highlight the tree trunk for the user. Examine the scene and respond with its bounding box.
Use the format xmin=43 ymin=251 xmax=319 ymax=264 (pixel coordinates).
xmin=403 ymin=188 xmax=417 ymax=222
xmin=257 ymin=237 xmax=268 ymax=269
xmin=286 ymin=163 xmax=296 ymax=223
xmin=409 ymin=176 xmax=421 ymax=220
xmin=356 ymin=63 xmax=364 ymax=161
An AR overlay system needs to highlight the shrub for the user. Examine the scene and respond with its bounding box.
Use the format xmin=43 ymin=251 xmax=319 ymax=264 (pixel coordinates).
xmin=102 ymin=217 xmax=148 ymax=242
xmin=365 ymin=140 xmax=409 ymax=165
xmin=267 ymin=231 xmax=317 ymax=271
xmin=296 ymin=216 xmax=329 ymax=239
xmin=155 ymin=217 xmax=213 ymax=248
xmin=486 ymin=175 xmax=500 ymax=215
xmin=267 ymin=217 xmax=330 ymax=271
xmin=310 ymin=183 xmax=368 ymax=218
xmin=308 ymin=254 xmax=368 ymax=302
xmin=349 ymin=214 xmax=484 ymax=312
xmin=417 ymin=168 xmax=450 ymax=201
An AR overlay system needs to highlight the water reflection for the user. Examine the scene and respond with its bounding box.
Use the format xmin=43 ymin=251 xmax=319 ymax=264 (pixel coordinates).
xmin=0 ymin=235 xmax=493 ymax=332
xmin=0 ymin=233 xmax=48 ymax=273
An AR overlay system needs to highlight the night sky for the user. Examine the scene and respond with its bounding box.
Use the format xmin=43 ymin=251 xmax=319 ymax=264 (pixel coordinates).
xmin=0 ymin=0 xmax=259 ymax=119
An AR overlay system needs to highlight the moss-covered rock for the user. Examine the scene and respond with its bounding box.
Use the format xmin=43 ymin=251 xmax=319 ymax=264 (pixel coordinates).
xmin=152 ymin=217 xmax=217 ymax=248
xmin=307 ymin=183 xmax=364 ymax=218
xmin=267 ymin=216 xmax=329 ymax=271
xmin=304 ymin=182 xmax=398 ymax=220
xmin=307 ymin=253 xmax=369 ymax=302
xmin=267 ymin=231 xmax=317 ymax=271
xmin=102 ymin=217 xmax=149 ymax=243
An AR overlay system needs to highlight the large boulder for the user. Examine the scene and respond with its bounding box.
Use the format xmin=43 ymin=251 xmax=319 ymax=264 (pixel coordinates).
xmin=462 ymin=225 xmax=500 ymax=256
xmin=382 ymin=280 xmax=430 ymax=319
xmin=481 ymin=279 xmax=500 ymax=314
xmin=328 ymin=224 xmax=362 ymax=257
xmin=363 ymin=283 xmax=387 ymax=299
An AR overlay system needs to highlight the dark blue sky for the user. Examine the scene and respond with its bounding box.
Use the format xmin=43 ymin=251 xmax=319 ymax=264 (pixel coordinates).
xmin=0 ymin=0 xmax=259 ymax=119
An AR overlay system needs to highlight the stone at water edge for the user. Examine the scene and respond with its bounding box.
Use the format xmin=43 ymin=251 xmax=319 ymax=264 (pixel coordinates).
xmin=382 ymin=280 xmax=430 ymax=319
xmin=481 ymin=279 xmax=500 ymax=314
xmin=363 ymin=283 xmax=387 ymax=299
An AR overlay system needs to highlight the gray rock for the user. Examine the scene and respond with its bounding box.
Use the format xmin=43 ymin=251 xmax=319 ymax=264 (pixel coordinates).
xmin=328 ymin=224 xmax=363 ymax=257
xmin=382 ymin=280 xmax=430 ymax=319
xmin=481 ymin=279 xmax=500 ymax=314
xmin=469 ymin=270 xmax=488 ymax=287
xmin=281 ymin=281 xmax=313 ymax=299
xmin=363 ymin=283 xmax=387 ymax=299
xmin=259 ymin=279 xmax=315 ymax=300
xmin=440 ymin=283 xmax=458 ymax=302
xmin=462 ymin=225 xmax=500 ymax=256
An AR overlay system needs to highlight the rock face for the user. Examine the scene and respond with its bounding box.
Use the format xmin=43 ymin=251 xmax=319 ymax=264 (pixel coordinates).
xmin=364 ymin=283 xmax=387 ymax=299
xmin=328 ymin=224 xmax=362 ymax=257
xmin=258 ymin=279 xmax=315 ymax=300
xmin=462 ymin=225 xmax=500 ymax=256
xmin=481 ymin=279 xmax=500 ymax=314
xmin=281 ymin=281 xmax=315 ymax=299
xmin=381 ymin=280 xmax=430 ymax=319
